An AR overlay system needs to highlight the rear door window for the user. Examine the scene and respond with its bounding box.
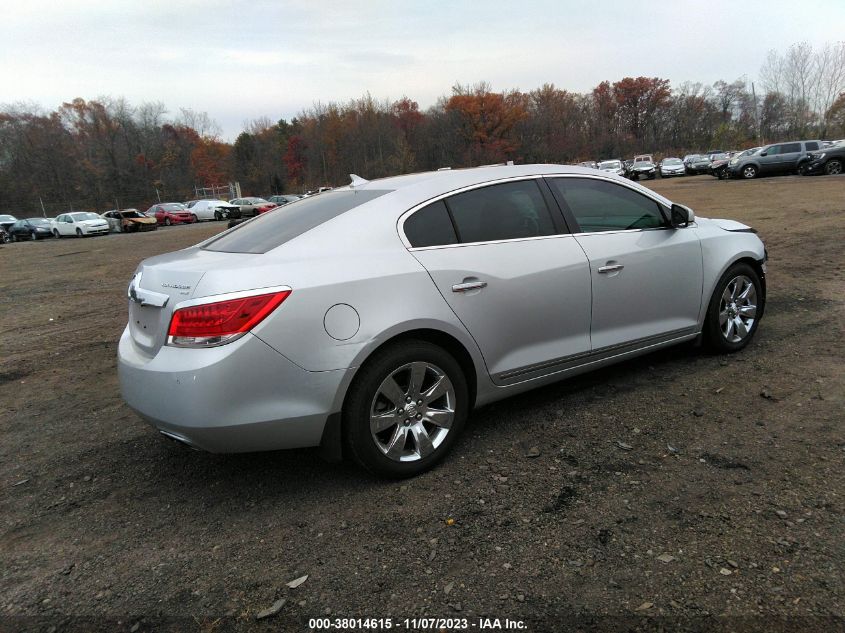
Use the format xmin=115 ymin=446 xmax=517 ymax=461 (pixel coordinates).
xmin=404 ymin=200 xmax=458 ymax=247
xmin=204 ymin=190 xmax=392 ymax=254
xmin=781 ymin=143 xmax=801 ymax=153
xmin=445 ymin=180 xmax=557 ymax=243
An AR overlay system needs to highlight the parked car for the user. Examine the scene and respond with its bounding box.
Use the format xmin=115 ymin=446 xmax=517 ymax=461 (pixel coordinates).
xmin=188 ymin=199 xmax=241 ymax=221
xmin=659 ymin=157 xmax=686 ymax=178
xmin=102 ymin=209 xmax=159 ymax=233
xmin=9 ymin=218 xmax=55 ymax=241
xmin=800 ymin=140 xmax=844 ymax=176
xmin=707 ymin=153 xmax=733 ymax=179
xmin=0 ymin=214 xmax=16 ymax=233
xmin=267 ymin=195 xmax=301 ymax=206
xmin=686 ymin=154 xmax=712 ymax=175
xmin=598 ymin=159 xmax=626 ymax=177
xmin=146 ymin=203 xmax=197 ymax=226
xmin=119 ymin=164 xmax=767 ymax=478
xmin=229 ymin=197 xmax=276 ymax=218
xmin=52 ymin=211 xmax=110 ymax=238
xmin=727 ymin=140 xmax=823 ymax=179
xmin=628 ymin=155 xmax=656 ymax=180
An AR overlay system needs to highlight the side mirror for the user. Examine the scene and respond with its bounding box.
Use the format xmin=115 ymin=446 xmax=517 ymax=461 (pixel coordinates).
xmin=670 ymin=204 xmax=694 ymax=228
xmin=760 ymin=151 xmax=768 ymax=156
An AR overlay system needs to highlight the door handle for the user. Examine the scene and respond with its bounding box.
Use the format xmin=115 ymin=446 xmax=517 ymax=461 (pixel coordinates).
xmin=598 ymin=264 xmax=624 ymax=274
xmin=452 ymin=281 xmax=487 ymax=292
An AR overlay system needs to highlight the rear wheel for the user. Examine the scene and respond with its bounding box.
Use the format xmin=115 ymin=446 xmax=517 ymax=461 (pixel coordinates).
xmin=825 ymin=159 xmax=842 ymax=176
xmin=741 ymin=165 xmax=758 ymax=179
xmin=164 ymin=217 xmax=171 ymax=226
xmin=343 ymin=340 xmax=468 ymax=478
xmin=704 ymin=262 xmax=763 ymax=353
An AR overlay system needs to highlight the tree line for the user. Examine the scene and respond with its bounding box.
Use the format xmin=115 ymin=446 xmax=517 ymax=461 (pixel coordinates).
xmin=1 ymin=41 xmax=843 ymax=216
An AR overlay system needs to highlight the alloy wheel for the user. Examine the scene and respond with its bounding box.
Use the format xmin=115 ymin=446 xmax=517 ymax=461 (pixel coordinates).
xmin=825 ymin=160 xmax=842 ymax=176
xmin=369 ymin=361 xmax=455 ymax=462
xmin=742 ymin=166 xmax=757 ymax=179
xmin=718 ymin=275 xmax=757 ymax=344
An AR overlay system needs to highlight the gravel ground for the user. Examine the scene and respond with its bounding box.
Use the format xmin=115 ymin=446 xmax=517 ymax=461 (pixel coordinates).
xmin=1 ymin=175 xmax=843 ymax=633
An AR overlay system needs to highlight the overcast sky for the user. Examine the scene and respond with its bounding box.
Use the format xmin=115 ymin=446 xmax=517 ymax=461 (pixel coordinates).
xmin=3 ymin=0 xmax=844 ymax=140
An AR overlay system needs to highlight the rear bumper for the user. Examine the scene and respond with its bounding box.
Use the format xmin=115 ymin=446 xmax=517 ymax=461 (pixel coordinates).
xmin=118 ymin=328 xmax=348 ymax=452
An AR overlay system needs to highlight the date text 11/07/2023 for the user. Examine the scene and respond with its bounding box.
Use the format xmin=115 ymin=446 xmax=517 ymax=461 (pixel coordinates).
xmin=307 ymin=617 xmax=527 ymax=630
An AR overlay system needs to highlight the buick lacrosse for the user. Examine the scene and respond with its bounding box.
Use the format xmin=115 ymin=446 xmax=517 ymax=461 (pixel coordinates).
xmin=118 ymin=164 xmax=766 ymax=477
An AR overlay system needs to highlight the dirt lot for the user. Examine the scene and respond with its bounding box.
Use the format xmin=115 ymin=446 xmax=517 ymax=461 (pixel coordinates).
xmin=1 ymin=175 xmax=844 ymax=632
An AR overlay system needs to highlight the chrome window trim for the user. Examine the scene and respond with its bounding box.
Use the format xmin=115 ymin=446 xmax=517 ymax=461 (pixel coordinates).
xmin=171 ymin=285 xmax=292 ymax=312
xmin=397 ymin=172 xmax=674 ymax=251
xmin=397 ymin=175 xmax=554 ymax=250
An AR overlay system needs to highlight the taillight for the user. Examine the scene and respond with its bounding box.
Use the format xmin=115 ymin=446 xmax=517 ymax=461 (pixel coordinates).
xmin=167 ymin=289 xmax=290 ymax=347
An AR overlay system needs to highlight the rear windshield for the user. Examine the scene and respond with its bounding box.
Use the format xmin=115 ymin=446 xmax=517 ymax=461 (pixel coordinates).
xmin=203 ymin=189 xmax=392 ymax=254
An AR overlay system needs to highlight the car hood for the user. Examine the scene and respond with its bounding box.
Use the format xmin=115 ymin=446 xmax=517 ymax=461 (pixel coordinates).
xmin=662 ymin=163 xmax=684 ymax=169
xmin=699 ymin=217 xmax=753 ymax=232
xmin=81 ymin=219 xmax=108 ymax=226
xmin=632 ymin=163 xmax=655 ymax=170
xmin=126 ymin=217 xmax=157 ymax=224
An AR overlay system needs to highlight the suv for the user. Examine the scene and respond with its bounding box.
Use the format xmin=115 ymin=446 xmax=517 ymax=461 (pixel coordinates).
xmin=727 ymin=140 xmax=823 ymax=179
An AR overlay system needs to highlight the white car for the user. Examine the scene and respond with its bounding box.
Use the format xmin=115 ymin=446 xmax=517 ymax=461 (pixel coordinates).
xmin=189 ymin=199 xmax=241 ymax=221
xmin=52 ymin=212 xmax=110 ymax=238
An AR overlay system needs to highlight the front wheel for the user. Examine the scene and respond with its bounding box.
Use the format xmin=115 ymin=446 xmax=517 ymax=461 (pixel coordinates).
xmin=31 ymin=231 xmax=39 ymax=241
xmin=343 ymin=340 xmax=468 ymax=478
xmin=797 ymin=163 xmax=809 ymax=176
xmin=76 ymin=228 xmax=83 ymax=237
xmin=741 ymin=165 xmax=757 ymax=179
xmin=824 ymin=159 xmax=842 ymax=176
xmin=164 ymin=217 xmax=171 ymax=226
xmin=53 ymin=229 xmax=60 ymax=238
xmin=191 ymin=214 xmax=198 ymax=223
xmin=214 ymin=211 xmax=221 ymax=221
xmin=704 ymin=262 xmax=764 ymax=353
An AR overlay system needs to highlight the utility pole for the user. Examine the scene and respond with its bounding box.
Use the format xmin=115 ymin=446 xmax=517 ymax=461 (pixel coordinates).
xmin=39 ymin=197 xmax=46 ymax=218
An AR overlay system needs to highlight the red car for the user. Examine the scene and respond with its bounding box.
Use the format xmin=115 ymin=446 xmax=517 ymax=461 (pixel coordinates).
xmin=146 ymin=203 xmax=197 ymax=226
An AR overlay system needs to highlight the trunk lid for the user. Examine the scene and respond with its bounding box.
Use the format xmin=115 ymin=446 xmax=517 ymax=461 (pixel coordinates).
xmin=127 ymin=247 xmax=268 ymax=357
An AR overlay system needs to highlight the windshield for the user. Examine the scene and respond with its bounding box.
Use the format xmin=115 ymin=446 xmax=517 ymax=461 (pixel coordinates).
xmin=204 ymin=189 xmax=393 ymax=254
xmin=28 ymin=218 xmax=52 ymax=226
xmin=696 ymin=156 xmax=711 ymax=162
xmin=0 ymin=215 xmax=15 ymax=222
xmin=122 ymin=211 xmax=144 ymax=218
xmin=663 ymin=158 xmax=682 ymax=165
xmin=72 ymin=212 xmax=101 ymax=221
xmin=162 ymin=203 xmax=187 ymax=212
xmin=635 ymin=157 xmax=651 ymax=163
xmin=599 ymin=161 xmax=621 ymax=169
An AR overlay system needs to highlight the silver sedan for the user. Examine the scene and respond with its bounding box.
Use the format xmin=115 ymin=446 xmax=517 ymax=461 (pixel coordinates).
xmin=118 ymin=164 xmax=767 ymax=477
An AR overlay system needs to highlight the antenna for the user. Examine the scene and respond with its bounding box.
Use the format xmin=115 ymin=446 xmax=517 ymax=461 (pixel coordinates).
xmin=349 ymin=174 xmax=369 ymax=188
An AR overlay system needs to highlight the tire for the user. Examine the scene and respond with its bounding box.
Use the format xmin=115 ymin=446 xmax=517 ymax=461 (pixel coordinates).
xmin=797 ymin=163 xmax=808 ymax=176
xmin=214 ymin=211 xmax=221 ymax=221
xmin=343 ymin=340 xmax=469 ymax=478
xmin=76 ymin=228 xmax=83 ymax=237
xmin=164 ymin=217 xmax=171 ymax=226
xmin=191 ymin=214 xmax=198 ymax=223
xmin=824 ymin=159 xmax=842 ymax=176
xmin=741 ymin=164 xmax=757 ymax=179
xmin=31 ymin=231 xmax=38 ymax=241
xmin=703 ymin=262 xmax=764 ymax=353
xmin=53 ymin=229 xmax=60 ymax=238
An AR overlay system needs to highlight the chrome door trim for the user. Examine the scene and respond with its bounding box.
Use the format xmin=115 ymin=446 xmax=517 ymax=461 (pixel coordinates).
xmin=492 ymin=326 xmax=698 ymax=385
